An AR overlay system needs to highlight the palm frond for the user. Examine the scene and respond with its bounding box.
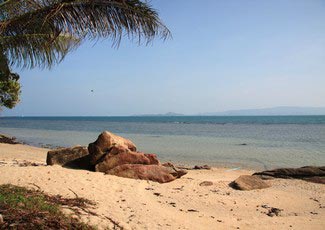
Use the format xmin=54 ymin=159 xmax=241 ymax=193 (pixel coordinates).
xmin=1 ymin=33 xmax=80 ymax=68
xmin=0 ymin=0 xmax=171 ymax=69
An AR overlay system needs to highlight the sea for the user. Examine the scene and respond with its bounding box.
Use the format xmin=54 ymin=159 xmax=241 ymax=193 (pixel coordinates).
xmin=1 ymin=116 xmax=325 ymax=170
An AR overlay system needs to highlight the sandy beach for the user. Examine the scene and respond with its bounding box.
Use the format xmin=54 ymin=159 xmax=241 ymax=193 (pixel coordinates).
xmin=0 ymin=142 xmax=324 ymax=229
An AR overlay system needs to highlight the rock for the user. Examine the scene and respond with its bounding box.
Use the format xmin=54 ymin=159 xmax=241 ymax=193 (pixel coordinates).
xmin=95 ymin=146 xmax=160 ymax=172
xmin=199 ymin=181 xmax=213 ymax=186
xmin=162 ymin=163 xmax=187 ymax=178
xmin=187 ymin=209 xmax=199 ymax=212
xmin=45 ymin=131 xmax=187 ymax=183
xmin=253 ymin=166 xmax=325 ymax=184
xmin=162 ymin=162 xmax=175 ymax=167
xmin=230 ymin=175 xmax=270 ymax=191
xmin=254 ymin=166 xmax=325 ymax=178
xmin=193 ymin=165 xmax=211 ymax=170
xmin=0 ymin=134 xmax=19 ymax=144
xmin=162 ymin=162 xmax=188 ymax=178
xmin=261 ymin=205 xmax=283 ymax=217
xmin=88 ymin=131 xmax=137 ymax=165
xmin=144 ymin=153 xmax=160 ymax=165
xmin=303 ymin=177 xmax=325 ymax=184
xmin=0 ymin=214 xmax=3 ymax=224
xmin=267 ymin=207 xmax=282 ymax=217
xmin=106 ymin=164 xmax=187 ymax=183
xmin=46 ymin=146 xmax=91 ymax=170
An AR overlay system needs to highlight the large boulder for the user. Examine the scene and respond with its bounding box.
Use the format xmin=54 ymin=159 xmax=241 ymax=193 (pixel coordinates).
xmin=46 ymin=146 xmax=91 ymax=170
xmin=88 ymin=131 xmax=136 ymax=165
xmin=253 ymin=166 xmax=325 ymax=179
xmin=230 ymin=175 xmax=270 ymax=191
xmin=105 ymin=164 xmax=187 ymax=183
xmin=95 ymin=146 xmax=160 ymax=172
xmin=253 ymin=166 xmax=325 ymax=184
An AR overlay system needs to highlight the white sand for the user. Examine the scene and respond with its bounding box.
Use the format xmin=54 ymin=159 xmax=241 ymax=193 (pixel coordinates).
xmin=0 ymin=143 xmax=324 ymax=229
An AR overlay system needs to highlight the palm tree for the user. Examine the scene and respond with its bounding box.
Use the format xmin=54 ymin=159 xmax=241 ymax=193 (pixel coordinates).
xmin=0 ymin=0 xmax=170 ymax=109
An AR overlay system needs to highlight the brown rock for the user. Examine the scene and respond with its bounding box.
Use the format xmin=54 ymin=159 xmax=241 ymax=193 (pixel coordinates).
xmin=193 ymin=165 xmax=211 ymax=170
xmin=162 ymin=162 xmax=188 ymax=178
xmin=106 ymin=164 xmax=187 ymax=183
xmin=162 ymin=162 xmax=175 ymax=167
xmin=254 ymin=166 xmax=325 ymax=178
xmin=109 ymin=145 xmax=129 ymax=155
xmin=0 ymin=134 xmax=19 ymax=144
xmin=199 ymin=181 xmax=213 ymax=186
xmin=144 ymin=153 xmax=160 ymax=165
xmin=95 ymin=146 xmax=160 ymax=172
xmin=230 ymin=175 xmax=270 ymax=191
xmin=88 ymin=131 xmax=137 ymax=165
xmin=46 ymin=146 xmax=91 ymax=170
xmin=303 ymin=177 xmax=325 ymax=184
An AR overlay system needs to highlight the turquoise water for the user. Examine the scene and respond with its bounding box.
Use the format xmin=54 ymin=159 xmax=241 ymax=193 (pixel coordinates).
xmin=1 ymin=116 xmax=325 ymax=170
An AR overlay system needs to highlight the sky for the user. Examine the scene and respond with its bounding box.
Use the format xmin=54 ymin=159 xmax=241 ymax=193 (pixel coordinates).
xmin=3 ymin=0 xmax=325 ymax=116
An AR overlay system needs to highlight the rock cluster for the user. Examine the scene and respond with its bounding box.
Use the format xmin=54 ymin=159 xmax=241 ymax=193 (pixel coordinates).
xmin=47 ymin=131 xmax=187 ymax=183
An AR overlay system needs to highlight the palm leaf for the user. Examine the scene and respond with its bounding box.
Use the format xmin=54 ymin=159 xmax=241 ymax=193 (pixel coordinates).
xmin=1 ymin=33 xmax=80 ymax=68
xmin=0 ymin=0 xmax=171 ymax=69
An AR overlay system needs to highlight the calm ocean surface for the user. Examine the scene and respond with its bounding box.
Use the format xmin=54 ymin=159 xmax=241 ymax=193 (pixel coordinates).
xmin=1 ymin=116 xmax=325 ymax=170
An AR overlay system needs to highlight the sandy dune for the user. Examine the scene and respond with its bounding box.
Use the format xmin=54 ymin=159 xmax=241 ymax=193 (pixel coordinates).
xmin=0 ymin=143 xmax=324 ymax=229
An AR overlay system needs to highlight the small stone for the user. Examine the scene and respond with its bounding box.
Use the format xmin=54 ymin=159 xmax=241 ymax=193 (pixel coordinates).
xmin=0 ymin=214 xmax=3 ymax=224
xmin=199 ymin=181 xmax=213 ymax=186
xmin=169 ymin=202 xmax=176 ymax=207
xmin=188 ymin=209 xmax=199 ymax=212
xmin=153 ymin=192 xmax=161 ymax=197
xmin=193 ymin=165 xmax=211 ymax=170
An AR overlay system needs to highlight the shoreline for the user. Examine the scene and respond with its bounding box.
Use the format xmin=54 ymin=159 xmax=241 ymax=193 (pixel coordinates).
xmin=0 ymin=142 xmax=324 ymax=229
xmin=2 ymin=131 xmax=323 ymax=171
xmin=0 ymin=132 xmax=262 ymax=171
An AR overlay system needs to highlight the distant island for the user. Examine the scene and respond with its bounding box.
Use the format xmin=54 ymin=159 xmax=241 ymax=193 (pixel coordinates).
xmin=201 ymin=106 xmax=325 ymax=116
xmin=135 ymin=107 xmax=325 ymax=116
xmin=134 ymin=112 xmax=185 ymax=117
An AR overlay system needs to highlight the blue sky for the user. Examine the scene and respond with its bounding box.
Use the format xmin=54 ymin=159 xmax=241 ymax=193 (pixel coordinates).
xmin=3 ymin=0 xmax=325 ymax=116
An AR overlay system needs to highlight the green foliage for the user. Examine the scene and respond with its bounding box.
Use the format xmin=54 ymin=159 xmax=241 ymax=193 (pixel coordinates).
xmin=0 ymin=70 xmax=21 ymax=109
xmin=0 ymin=184 xmax=95 ymax=229
xmin=0 ymin=184 xmax=59 ymax=214
xmin=0 ymin=0 xmax=170 ymax=109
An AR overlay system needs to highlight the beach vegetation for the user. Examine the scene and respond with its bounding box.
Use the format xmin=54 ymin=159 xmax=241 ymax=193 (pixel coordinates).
xmin=0 ymin=0 xmax=170 ymax=109
xmin=0 ymin=184 xmax=96 ymax=229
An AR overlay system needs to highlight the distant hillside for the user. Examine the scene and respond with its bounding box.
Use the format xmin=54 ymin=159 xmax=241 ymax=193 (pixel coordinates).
xmin=133 ymin=107 xmax=325 ymax=117
xmin=202 ymin=106 xmax=325 ymax=116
